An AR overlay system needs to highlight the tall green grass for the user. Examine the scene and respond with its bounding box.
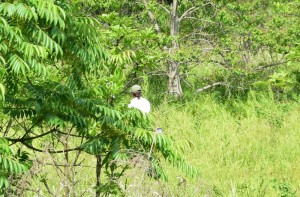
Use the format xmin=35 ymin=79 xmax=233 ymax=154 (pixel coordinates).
xmin=153 ymin=92 xmax=300 ymax=196
xmin=21 ymin=92 xmax=299 ymax=196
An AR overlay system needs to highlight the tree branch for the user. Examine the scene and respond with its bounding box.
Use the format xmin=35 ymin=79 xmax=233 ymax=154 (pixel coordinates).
xmin=20 ymin=118 xmax=43 ymax=139
xmin=36 ymin=160 xmax=93 ymax=168
xmin=42 ymin=179 xmax=54 ymax=196
xmin=207 ymin=59 xmax=231 ymax=68
xmin=194 ymin=82 xmax=226 ymax=94
xmin=252 ymin=61 xmax=288 ymax=72
xmin=3 ymin=119 xmax=12 ymax=137
xmin=179 ymin=7 xmax=199 ymax=22
xmin=56 ymin=130 xmax=90 ymax=138
xmin=73 ymin=137 xmax=85 ymax=166
xmin=7 ymin=128 xmax=57 ymax=143
xmin=158 ymin=4 xmax=170 ymax=14
xmin=26 ymin=76 xmax=33 ymax=86
xmin=142 ymin=0 xmax=161 ymax=33
xmin=20 ymin=142 xmax=82 ymax=154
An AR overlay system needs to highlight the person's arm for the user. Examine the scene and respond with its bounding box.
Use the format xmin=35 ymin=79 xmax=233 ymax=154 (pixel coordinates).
xmin=128 ymin=98 xmax=136 ymax=108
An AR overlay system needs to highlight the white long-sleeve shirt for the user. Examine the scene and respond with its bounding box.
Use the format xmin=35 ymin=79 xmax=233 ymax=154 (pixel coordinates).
xmin=128 ymin=97 xmax=151 ymax=113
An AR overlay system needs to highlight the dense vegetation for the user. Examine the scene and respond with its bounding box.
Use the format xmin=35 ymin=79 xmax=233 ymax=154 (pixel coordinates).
xmin=0 ymin=0 xmax=299 ymax=196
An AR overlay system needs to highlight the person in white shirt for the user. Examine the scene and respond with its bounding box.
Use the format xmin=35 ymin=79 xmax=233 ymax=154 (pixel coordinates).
xmin=128 ymin=84 xmax=151 ymax=113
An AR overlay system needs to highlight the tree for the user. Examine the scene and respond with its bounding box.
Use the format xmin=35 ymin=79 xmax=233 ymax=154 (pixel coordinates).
xmin=0 ymin=0 xmax=196 ymax=195
xmin=142 ymin=0 xmax=187 ymax=96
xmin=207 ymin=0 xmax=300 ymax=98
xmin=137 ymin=0 xmax=300 ymax=98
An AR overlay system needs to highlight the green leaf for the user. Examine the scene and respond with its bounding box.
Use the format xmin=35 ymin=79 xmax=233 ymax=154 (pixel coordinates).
xmin=0 ymin=84 xmax=5 ymax=101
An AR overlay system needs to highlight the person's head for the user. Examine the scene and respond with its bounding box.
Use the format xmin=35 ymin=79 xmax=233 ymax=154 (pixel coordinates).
xmin=130 ymin=84 xmax=142 ymax=98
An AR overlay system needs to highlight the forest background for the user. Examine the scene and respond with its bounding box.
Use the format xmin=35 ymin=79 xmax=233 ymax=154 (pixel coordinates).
xmin=0 ymin=0 xmax=299 ymax=196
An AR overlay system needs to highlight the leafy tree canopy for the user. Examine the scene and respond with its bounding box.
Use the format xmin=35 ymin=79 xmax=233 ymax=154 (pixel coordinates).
xmin=0 ymin=0 xmax=196 ymax=194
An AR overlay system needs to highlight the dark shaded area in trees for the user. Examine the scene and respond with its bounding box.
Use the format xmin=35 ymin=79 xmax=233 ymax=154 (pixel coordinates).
xmin=158 ymin=0 xmax=173 ymax=5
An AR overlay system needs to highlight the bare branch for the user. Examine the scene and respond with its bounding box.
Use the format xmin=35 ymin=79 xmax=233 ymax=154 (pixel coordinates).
xmin=182 ymin=78 xmax=193 ymax=88
xmin=179 ymin=7 xmax=199 ymax=22
xmin=142 ymin=0 xmax=161 ymax=33
xmin=158 ymin=4 xmax=170 ymax=14
xmin=207 ymin=60 xmax=231 ymax=68
xmin=56 ymin=129 xmax=90 ymax=138
xmin=45 ymin=151 xmax=65 ymax=179
xmin=194 ymin=82 xmax=226 ymax=94
xmin=42 ymin=179 xmax=54 ymax=196
xmin=73 ymin=137 xmax=84 ymax=166
xmin=36 ymin=160 xmax=93 ymax=168
xmin=14 ymin=118 xmax=28 ymax=132
xmin=17 ymin=118 xmax=43 ymax=139
xmin=183 ymin=17 xmax=217 ymax=24
xmin=252 ymin=61 xmax=288 ymax=72
xmin=3 ymin=119 xmax=12 ymax=137
xmin=7 ymin=128 xmax=57 ymax=143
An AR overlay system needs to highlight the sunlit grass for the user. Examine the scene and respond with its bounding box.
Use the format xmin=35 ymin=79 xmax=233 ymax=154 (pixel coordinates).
xmin=153 ymin=94 xmax=300 ymax=196
xmin=21 ymin=93 xmax=300 ymax=196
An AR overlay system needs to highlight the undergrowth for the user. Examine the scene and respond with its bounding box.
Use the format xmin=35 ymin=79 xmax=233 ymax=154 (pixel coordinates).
xmin=20 ymin=92 xmax=300 ymax=196
xmin=152 ymin=92 xmax=300 ymax=196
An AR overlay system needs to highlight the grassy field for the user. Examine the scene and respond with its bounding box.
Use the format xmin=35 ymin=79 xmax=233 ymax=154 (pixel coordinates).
xmin=21 ymin=93 xmax=300 ymax=196
xmin=151 ymin=93 xmax=300 ymax=196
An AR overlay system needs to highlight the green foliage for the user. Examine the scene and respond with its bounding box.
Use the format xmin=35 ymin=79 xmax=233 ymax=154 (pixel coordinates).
xmin=82 ymin=108 xmax=197 ymax=182
xmin=0 ymin=1 xmax=196 ymax=195
xmin=1 ymin=0 xmax=299 ymax=195
xmin=271 ymin=178 xmax=296 ymax=197
xmin=0 ymin=138 xmax=29 ymax=193
xmin=203 ymin=0 xmax=300 ymax=98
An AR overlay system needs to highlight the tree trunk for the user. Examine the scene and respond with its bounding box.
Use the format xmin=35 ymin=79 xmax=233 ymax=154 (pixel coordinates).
xmin=141 ymin=0 xmax=183 ymax=96
xmin=168 ymin=60 xmax=182 ymax=95
xmin=168 ymin=0 xmax=183 ymax=96
xmin=95 ymin=155 xmax=102 ymax=197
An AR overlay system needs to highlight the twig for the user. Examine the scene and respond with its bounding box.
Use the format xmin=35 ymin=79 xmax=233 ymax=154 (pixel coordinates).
xmin=182 ymin=78 xmax=193 ymax=88
xmin=79 ymin=191 xmax=87 ymax=197
xmin=26 ymin=76 xmax=33 ymax=86
xmin=14 ymin=118 xmax=28 ymax=133
xmin=7 ymin=128 xmax=57 ymax=143
xmin=73 ymin=136 xmax=84 ymax=166
xmin=3 ymin=119 xmax=12 ymax=137
xmin=36 ymin=160 xmax=93 ymax=168
xmin=252 ymin=61 xmax=288 ymax=72
xmin=46 ymin=151 xmax=65 ymax=176
xmin=42 ymin=179 xmax=54 ymax=196
xmin=207 ymin=59 xmax=231 ymax=68
xmin=181 ymin=17 xmax=217 ymax=24
xmin=11 ymin=118 xmax=43 ymax=142
xmin=56 ymin=129 xmax=90 ymax=138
